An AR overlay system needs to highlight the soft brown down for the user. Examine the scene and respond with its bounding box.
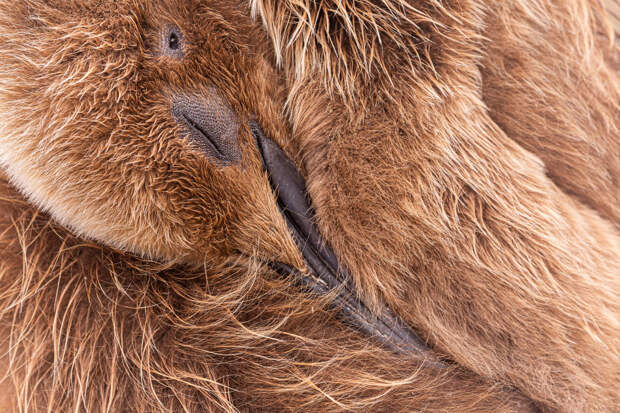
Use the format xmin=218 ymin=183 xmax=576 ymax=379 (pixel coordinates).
xmin=0 ymin=0 xmax=618 ymax=412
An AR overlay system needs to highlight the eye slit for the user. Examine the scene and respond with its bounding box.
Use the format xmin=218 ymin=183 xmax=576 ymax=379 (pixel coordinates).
xmin=162 ymin=26 xmax=184 ymax=58
xmin=168 ymin=31 xmax=179 ymax=50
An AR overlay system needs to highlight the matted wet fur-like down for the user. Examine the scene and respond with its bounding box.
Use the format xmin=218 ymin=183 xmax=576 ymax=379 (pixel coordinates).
xmin=0 ymin=0 xmax=618 ymax=412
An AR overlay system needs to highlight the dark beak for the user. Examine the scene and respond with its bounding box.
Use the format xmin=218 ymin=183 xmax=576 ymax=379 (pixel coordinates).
xmin=251 ymin=121 xmax=442 ymax=361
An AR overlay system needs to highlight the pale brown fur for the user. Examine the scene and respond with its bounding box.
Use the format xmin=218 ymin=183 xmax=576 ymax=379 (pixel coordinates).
xmin=0 ymin=0 xmax=618 ymax=412
xmin=252 ymin=0 xmax=620 ymax=411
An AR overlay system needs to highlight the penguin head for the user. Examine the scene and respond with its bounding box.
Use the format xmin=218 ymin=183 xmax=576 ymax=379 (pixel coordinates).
xmin=0 ymin=0 xmax=301 ymax=266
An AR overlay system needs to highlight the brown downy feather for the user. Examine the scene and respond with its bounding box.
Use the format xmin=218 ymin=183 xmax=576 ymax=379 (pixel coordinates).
xmin=0 ymin=0 xmax=617 ymax=412
xmin=252 ymin=0 xmax=620 ymax=411
xmin=0 ymin=0 xmax=537 ymax=411
xmin=0 ymin=176 xmax=537 ymax=412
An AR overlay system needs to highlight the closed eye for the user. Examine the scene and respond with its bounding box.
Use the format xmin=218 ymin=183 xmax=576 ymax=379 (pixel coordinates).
xmin=171 ymin=93 xmax=241 ymax=166
xmin=181 ymin=112 xmax=224 ymax=158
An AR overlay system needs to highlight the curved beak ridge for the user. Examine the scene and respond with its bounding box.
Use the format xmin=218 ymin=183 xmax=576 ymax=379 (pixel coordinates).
xmin=251 ymin=121 xmax=442 ymax=361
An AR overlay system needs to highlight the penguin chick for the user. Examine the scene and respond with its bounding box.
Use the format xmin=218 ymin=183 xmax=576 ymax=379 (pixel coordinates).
xmin=0 ymin=1 xmax=552 ymax=412
xmin=0 ymin=0 xmax=301 ymax=267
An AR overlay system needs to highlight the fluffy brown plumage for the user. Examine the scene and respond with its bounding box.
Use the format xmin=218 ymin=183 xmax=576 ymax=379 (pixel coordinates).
xmin=0 ymin=0 xmax=618 ymax=412
xmin=253 ymin=0 xmax=620 ymax=410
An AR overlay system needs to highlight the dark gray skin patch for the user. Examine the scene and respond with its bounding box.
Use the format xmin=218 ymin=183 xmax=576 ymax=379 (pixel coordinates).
xmin=172 ymin=92 xmax=241 ymax=166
